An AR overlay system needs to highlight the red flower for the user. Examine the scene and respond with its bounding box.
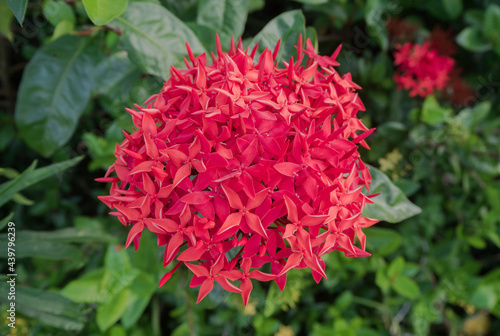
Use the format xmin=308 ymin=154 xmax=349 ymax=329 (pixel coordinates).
xmin=97 ymin=34 xmax=377 ymax=305
xmin=393 ymin=41 xmax=455 ymax=97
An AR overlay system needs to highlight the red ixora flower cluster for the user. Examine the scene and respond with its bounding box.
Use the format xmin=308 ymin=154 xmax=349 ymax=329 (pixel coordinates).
xmin=393 ymin=41 xmax=455 ymax=97
xmin=97 ymin=35 xmax=378 ymax=305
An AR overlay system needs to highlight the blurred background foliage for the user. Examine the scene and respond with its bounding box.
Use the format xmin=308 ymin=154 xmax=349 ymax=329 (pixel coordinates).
xmin=0 ymin=0 xmax=499 ymax=335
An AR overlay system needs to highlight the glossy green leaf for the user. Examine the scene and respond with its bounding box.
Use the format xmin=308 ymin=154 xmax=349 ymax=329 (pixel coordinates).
xmin=421 ymin=95 xmax=452 ymax=125
xmin=96 ymin=288 xmax=132 ymax=332
xmin=108 ymin=2 xmax=205 ymax=79
xmin=121 ymin=273 xmax=156 ymax=329
xmin=6 ymin=0 xmax=27 ymax=25
xmin=61 ymin=268 xmax=106 ymax=303
xmin=15 ymin=35 xmax=102 ymax=157
xmin=197 ymin=0 xmax=248 ymax=39
xmin=82 ymin=0 xmax=128 ymax=25
xmin=9 ymin=227 xmax=115 ymax=244
xmin=43 ymin=0 xmax=76 ymax=26
xmin=442 ymin=0 xmax=462 ymax=20
xmin=249 ymin=10 xmax=306 ymax=64
xmin=0 ymin=156 xmax=83 ymax=207
xmin=94 ymin=51 xmax=140 ymax=96
xmin=456 ymin=27 xmax=492 ymax=52
xmin=0 ymin=236 xmax=82 ymax=260
xmin=0 ymin=284 xmax=86 ymax=331
xmin=364 ymin=0 xmax=388 ymax=51
xmin=362 ymin=166 xmax=421 ymax=223
xmin=392 ymin=275 xmax=420 ymax=299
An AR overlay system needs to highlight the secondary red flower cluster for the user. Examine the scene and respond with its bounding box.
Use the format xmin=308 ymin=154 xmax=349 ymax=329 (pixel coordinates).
xmin=393 ymin=41 xmax=455 ymax=97
xmin=98 ymin=35 xmax=377 ymax=305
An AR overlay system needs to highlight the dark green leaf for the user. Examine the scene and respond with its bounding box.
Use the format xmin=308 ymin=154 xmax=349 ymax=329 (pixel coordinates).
xmin=0 ymin=213 xmax=13 ymax=231
xmin=8 ymin=227 xmax=115 ymax=244
xmin=0 ymin=238 xmax=81 ymax=260
xmin=249 ymin=10 xmax=306 ymax=64
xmin=362 ymin=166 xmax=422 ymax=223
xmin=94 ymin=51 xmax=140 ymax=96
xmin=364 ymin=0 xmax=388 ymax=51
xmin=392 ymin=275 xmax=420 ymax=299
xmin=0 ymin=156 xmax=83 ymax=207
xmin=108 ymin=2 xmax=206 ymax=79
xmin=456 ymin=27 xmax=492 ymax=53
xmin=442 ymin=0 xmax=462 ymax=20
xmin=483 ymin=4 xmax=500 ymax=51
xmin=15 ymin=35 xmax=102 ymax=157
xmin=197 ymin=0 xmax=248 ymax=39
xmin=387 ymin=256 xmax=405 ymax=279
xmin=365 ymin=227 xmax=402 ymax=256
xmin=82 ymin=0 xmax=128 ymax=25
xmin=6 ymin=0 xmax=27 ymax=25
xmin=0 ymin=284 xmax=86 ymax=331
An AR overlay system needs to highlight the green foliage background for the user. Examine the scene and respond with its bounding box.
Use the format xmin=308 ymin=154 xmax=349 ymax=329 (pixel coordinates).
xmin=0 ymin=0 xmax=499 ymax=335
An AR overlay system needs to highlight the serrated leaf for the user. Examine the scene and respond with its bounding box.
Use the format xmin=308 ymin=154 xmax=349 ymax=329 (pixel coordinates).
xmin=362 ymin=166 xmax=422 ymax=223
xmin=15 ymin=35 xmax=102 ymax=157
xmin=82 ymin=0 xmax=128 ymax=25
xmin=197 ymin=0 xmax=248 ymax=39
xmin=108 ymin=2 xmax=205 ymax=79
xmin=6 ymin=0 xmax=27 ymax=25
xmin=249 ymin=10 xmax=306 ymax=64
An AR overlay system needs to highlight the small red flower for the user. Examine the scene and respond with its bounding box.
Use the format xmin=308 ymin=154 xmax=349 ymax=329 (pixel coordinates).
xmin=97 ymin=34 xmax=377 ymax=304
xmin=393 ymin=41 xmax=455 ymax=98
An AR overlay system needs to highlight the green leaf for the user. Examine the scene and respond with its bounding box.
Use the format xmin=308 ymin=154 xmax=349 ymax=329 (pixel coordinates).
xmin=15 ymin=35 xmax=102 ymax=157
xmin=43 ymin=0 xmax=76 ymax=26
xmin=293 ymin=0 xmax=328 ymax=4
xmin=388 ymin=256 xmax=405 ymax=279
xmin=61 ymin=268 xmax=106 ymax=303
xmin=197 ymin=0 xmax=248 ymax=39
xmin=12 ymin=192 xmax=34 ymax=205
xmin=362 ymin=166 xmax=422 ymax=223
xmin=0 ymin=1 xmax=13 ymax=40
xmin=0 ymin=213 xmax=13 ymax=231
xmin=121 ymin=273 xmax=156 ymax=329
xmin=365 ymin=227 xmax=402 ymax=256
xmin=51 ymin=19 xmax=75 ymax=41
xmin=6 ymin=0 xmax=27 ymax=26
xmin=483 ymin=4 xmax=500 ymax=51
xmin=0 ymin=156 xmax=83 ymax=207
xmin=442 ymin=0 xmax=462 ymax=20
xmin=456 ymin=27 xmax=492 ymax=53
xmin=470 ymin=284 xmax=498 ymax=310
xmin=0 ymin=237 xmax=82 ymax=260
xmin=96 ymin=288 xmax=131 ymax=332
xmin=249 ymin=10 xmax=306 ymax=64
xmin=364 ymin=0 xmax=388 ymax=51
xmin=392 ymin=275 xmax=420 ymax=299
xmin=94 ymin=51 xmax=140 ymax=96
xmin=247 ymin=0 xmax=264 ymax=13
xmin=82 ymin=0 xmax=128 ymax=26
xmin=421 ymin=95 xmax=452 ymax=125
xmin=108 ymin=2 xmax=205 ymax=79
xmin=0 ymin=284 xmax=86 ymax=331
